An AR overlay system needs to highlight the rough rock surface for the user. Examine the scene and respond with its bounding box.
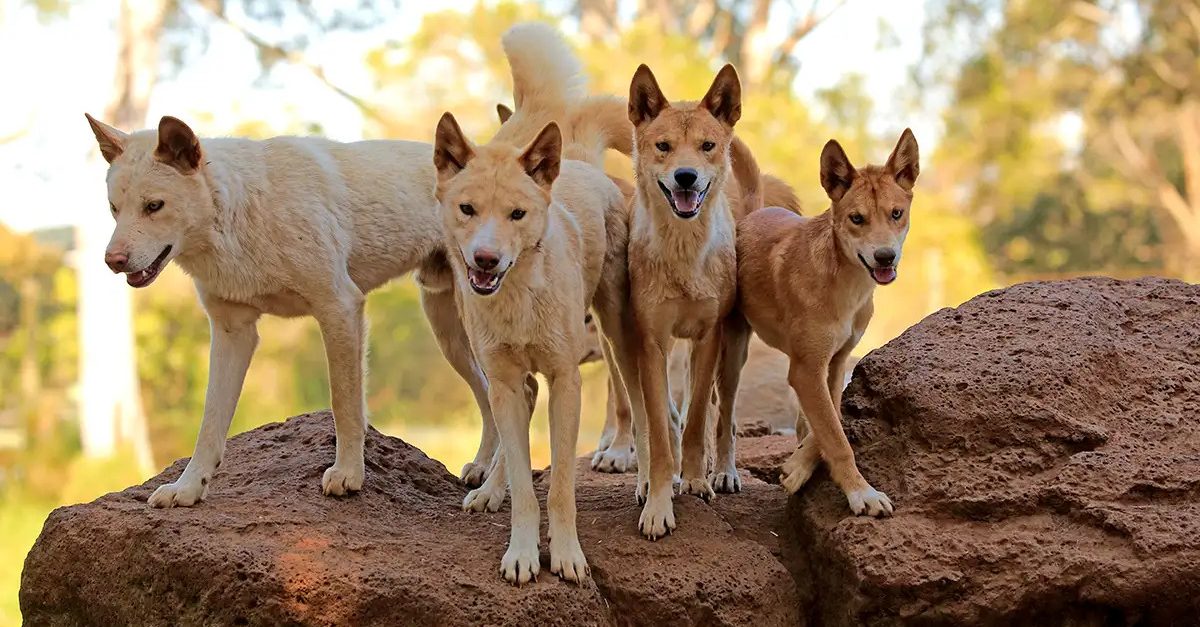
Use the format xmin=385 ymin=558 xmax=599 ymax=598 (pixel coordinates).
xmin=20 ymin=412 xmax=800 ymax=627
xmin=21 ymin=277 xmax=1200 ymax=626
xmin=791 ymin=277 xmax=1200 ymax=625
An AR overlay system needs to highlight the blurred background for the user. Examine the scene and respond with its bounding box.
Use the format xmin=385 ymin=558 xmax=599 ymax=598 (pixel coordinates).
xmin=0 ymin=0 xmax=1195 ymax=622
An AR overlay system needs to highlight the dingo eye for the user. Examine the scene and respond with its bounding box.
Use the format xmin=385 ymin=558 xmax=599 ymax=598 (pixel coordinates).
xmin=655 ymin=141 xmax=670 ymax=152
xmin=510 ymin=209 xmax=526 ymax=221
xmin=459 ymin=203 xmax=475 ymax=216
xmin=849 ymin=214 xmax=865 ymax=225
xmin=701 ymin=141 xmax=716 ymax=152
xmin=145 ymin=200 xmax=164 ymax=213
xmin=891 ymin=208 xmax=904 ymax=221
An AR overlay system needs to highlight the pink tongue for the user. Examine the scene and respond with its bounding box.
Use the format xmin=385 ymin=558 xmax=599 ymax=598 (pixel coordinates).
xmin=672 ymin=189 xmax=699 ymax=214
xmin=872 ymin=267 xmax=897 ymax=284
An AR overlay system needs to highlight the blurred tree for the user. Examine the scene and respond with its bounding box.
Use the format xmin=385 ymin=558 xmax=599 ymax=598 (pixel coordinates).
xmin=922 ymin=0 xmax=1198 ymax=280
xmin=573 ymin=0 xmax=849 ymax=91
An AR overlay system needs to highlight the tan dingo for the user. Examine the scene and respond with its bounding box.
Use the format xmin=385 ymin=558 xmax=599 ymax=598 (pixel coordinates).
xmin=736 ymin=129 xmax=920 ymax=517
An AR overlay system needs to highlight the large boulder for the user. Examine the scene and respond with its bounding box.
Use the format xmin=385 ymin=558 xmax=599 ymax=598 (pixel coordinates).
xmin=21 ymin=277 xmax=1199 ymax=626
xmin=787 ymin=277 xmax=1200 ymax=625
xmin=20 ymin=412 xmax=800 ymax=627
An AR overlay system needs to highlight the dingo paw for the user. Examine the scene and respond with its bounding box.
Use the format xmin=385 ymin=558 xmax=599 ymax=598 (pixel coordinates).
xmin=678 ymin=476 xmax=714 ymax=501
xmin=591 ymin=444 xmax=636 ymax=473
xmin=780 ymin=444 xmax=820 ymax=494
xmin=460 ymin=462 xmax=489 ymax=488
xmin=148 ymin=477 xmax=207 ymax=508
xmin=500 ymin=535 xmax=540 ymax=585
xmin=709 ymin=469 xmax=741 ymax=494
xmin=462 ymin=484 xmax=506 ymax=512
xmin=549 ymin=535 xmax=589 ymax=583
xmin=322 ymin=462 xmax=364 ymax=496
xmin=846 ymin=486 xmax=894 ymax=517
xmin=638 ymin=492 xmax=676 ymax=540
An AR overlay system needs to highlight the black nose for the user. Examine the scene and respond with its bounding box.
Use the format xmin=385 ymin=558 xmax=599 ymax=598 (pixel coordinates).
xmin=673 ymin=168 xmax=698 ymax=189
xmin=473 ymin=249 xmax=500 ymax=271
xmin=874 ymin=248 xmax=896 ymax=267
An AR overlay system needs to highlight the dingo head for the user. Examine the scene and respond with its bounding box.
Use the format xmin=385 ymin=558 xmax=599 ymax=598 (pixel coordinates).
xmin=432 ymin=112 xmax=561 ymax=297
xmin=85 ymin=114 xmax=212 ymax=288
xmin=628 ymin=64 xmax=741 ymax=221
xmin=820 ymin=129 xmax=920 ymax=286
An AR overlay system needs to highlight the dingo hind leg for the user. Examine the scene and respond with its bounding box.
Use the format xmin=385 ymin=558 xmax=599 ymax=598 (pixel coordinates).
xmin=419 ymin=282 xmax=498 ymax=489
xmin=591 ymin=338 xmax=637 ymax=473
xmin=710 ymin=313 xmax=750 ymax=494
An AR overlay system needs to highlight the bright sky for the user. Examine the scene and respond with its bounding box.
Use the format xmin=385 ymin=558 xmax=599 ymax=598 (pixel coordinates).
xmin=0 ymin=0 xmax=932 ymax=234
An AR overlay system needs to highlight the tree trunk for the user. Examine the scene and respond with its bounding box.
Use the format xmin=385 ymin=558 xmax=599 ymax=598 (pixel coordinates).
xmin=77 ymin=0 xmax=166 ymax=473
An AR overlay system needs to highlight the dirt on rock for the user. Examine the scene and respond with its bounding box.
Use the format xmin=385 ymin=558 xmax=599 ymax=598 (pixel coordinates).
xmin=20 ymin=277 xmax=1200 ymax=626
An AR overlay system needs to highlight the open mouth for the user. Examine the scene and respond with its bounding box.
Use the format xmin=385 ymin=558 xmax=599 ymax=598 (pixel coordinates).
xmin=657 ymin=180 xmax=711 ymax=219
xmin=466 ymin=265 xmax=506 ymax=296
xmin=125 ymin=245 xmax=172 ymax=288
xmin=858 ymin=253 xmax=897 ymax=285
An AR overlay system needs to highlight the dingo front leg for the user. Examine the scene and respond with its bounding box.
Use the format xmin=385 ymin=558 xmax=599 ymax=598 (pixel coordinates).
xmin=679 ymin=330 xmax=720 ymax=501
xmin=547 ymin=368 xmax=588 ymax=583
xmin=637 ymin=338 xmax=677 ymax=540
xmin=788 ymin=359 xmax=893 ymax=517
xmin=314 ymin=282 xmax=368 ymax=497
xmin=150 ymin=295 xmax=259 ymax=508
xmin=487 ymin=362 xmax=540 ymax=585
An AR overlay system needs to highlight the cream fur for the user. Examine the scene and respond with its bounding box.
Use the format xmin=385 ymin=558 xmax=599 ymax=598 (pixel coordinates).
xmin=84 ymin=114 xmax=490 ymax=507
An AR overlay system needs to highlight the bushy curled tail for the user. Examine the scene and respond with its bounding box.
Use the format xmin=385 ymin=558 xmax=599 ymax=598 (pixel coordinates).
xmin=498 ymin=23 xmax=631 ymax=167
xmin=502 ymin=22 xmax=585 ymax=110
xmin=561 ymin=96 xmax=633 ymax=166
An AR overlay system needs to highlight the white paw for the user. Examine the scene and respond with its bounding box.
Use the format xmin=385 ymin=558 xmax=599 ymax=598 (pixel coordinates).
xmin=462 ymin=484 xmax=506 ymax=512
xmin=148 ymin=477 xmax=207 ymax=508
xmin=460 ymin=462 xmax=489 ymax=488
xmin=846 ymin=486 xmax=894 ymax=517
xmin=549 ymin=535 xmax=589 ymax=583
xmin=638 ymin=491 xmax=676 ymax=540
xmin=591 ymin=444 xmax=637 ymax=473
xmin=500 ymin=534 xmax=541 ymax=585
xmin=321 ymin=462 xmax=364 ymax=496
xmin=709 ymin=469 xmax=741 ymax=494
xmin=678 ymin=476 xmax=715 ymax=501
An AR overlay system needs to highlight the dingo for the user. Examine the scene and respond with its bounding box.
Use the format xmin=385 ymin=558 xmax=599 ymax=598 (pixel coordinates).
xmin=736 ymin=129 xmax=920 ymax=517
xmin=624 ymin=63 xmax=756 ymax=540
xmin=82 ymin=114 xmax=492 ymax=507
xmin=433 ymin=22 xmax=642 ymax=584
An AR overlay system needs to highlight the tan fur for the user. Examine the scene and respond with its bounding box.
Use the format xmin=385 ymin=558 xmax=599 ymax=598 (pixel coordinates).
xmin=736 ymin=129 xmax=920 ymax=517
xmin=82 ymin=113 xmax=492 ymax=508
xmin=622 ymin=63 xmax=757 ymax=540
xmin=433 ymin=23 xmax=646 ymax=585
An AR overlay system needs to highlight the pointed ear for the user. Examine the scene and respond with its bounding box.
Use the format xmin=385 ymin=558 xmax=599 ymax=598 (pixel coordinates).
xmin=629 ymin=64 xmax=669 ymax=126
xmin=433 ymin=112 xmax=474 ymax=183
xmin=820 ymin=139 xmax=857 ymax=202
xmin=84 ymin=113 xmax=128 ymax=164
xmin=496 ymin=103 xmax=513 ymax=124
xmin=886 ymin=128 xmax=920 ymax=190
xmin=519 ymin=122 xmax=562 ymax=189
xmin=700 ymin=64 xmax=742 ymax=127
xmin=154 ymin=116 xmax=202 ymax=174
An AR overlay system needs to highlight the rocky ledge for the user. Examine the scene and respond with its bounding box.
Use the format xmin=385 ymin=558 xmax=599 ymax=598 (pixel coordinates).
xmin=21 ymin=277 xmax=1200 ymax=626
